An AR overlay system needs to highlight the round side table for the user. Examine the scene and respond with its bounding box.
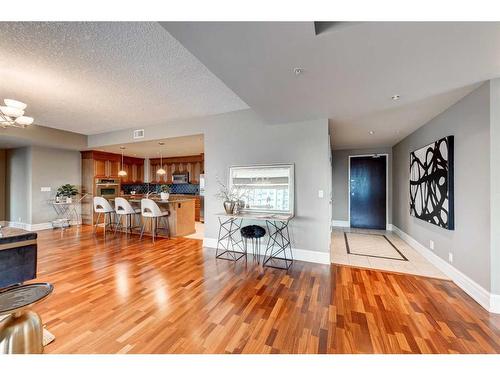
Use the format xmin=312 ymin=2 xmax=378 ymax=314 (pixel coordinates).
xmin=0 ymin=283 xmax=53 ymax=354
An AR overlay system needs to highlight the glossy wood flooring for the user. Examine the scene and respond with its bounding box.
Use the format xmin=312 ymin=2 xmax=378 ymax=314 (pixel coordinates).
xmin=33 ymin=226 xmax=500 ymax=354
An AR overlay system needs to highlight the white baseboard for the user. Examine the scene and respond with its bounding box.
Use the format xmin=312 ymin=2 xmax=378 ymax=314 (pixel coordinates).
xmin=392 ymin=225 xmax=500 ymax=314
xmin=491 ymin=294 xmax=500 ymax=313
xmin=332 ymin=220 xmax=349 ymax=227
xmin=203 ymin=237 xmax=330 ymax=265
xmin=4 ymin=221 xmax=81 ymax=232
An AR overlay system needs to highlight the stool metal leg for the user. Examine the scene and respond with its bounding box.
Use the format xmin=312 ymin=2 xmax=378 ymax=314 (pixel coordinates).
xmin=94 ymin=212 xmax=102 ymax=233
xmin=140 ymin=217 xmax=147 ymax=240
xmin=114 ymin=214 xmax=122 ymax=235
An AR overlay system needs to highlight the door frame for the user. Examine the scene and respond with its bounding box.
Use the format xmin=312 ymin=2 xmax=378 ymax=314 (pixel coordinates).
xmin=348 ymin=154 xmax=389 ymax=230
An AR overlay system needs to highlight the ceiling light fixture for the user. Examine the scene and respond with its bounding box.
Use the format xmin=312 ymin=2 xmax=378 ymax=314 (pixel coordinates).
xmin=369 ymin=130 xmax=375 ymax=135
xmin=156 ymin=142 xmax=166 ymax=176
xmin=293 ymin=67 xmax=304 ymax=76
xmin=391 ymin=95 xmax=400 ymax=101
xmin=0 ymin=99 xmax=34 ymax=128
xmin=118 ymin=146 xmax=127 ymax=177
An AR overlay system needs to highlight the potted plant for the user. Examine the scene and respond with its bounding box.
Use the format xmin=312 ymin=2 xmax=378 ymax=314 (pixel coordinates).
xmin=56 ymin=184 xmax=78 ymax=203
xmin=160 ymin=185 xmax=170 ymax=201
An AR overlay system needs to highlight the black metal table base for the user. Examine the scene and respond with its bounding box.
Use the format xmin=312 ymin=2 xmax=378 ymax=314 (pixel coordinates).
xmin=215 ymin=216 xmax=293 ymax=270
xmin=215 ymin=217 xmax=246 ymax=261
xmin=263 ymin=220 xmax=293 ymax=270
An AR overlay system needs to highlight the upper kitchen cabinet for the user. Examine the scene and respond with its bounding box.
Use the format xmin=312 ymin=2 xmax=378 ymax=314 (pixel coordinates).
xmin=122 ymin=156 xmax=145 ymax=183
xmin=149 ymin=154 xmax=204 ymax=184
xmin=81 ymin=151 xmax=144 ymax=181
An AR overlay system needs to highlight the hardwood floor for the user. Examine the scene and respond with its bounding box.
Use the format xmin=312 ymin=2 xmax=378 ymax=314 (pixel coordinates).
xmin=33 ymin=226 xmax=500 ymax=354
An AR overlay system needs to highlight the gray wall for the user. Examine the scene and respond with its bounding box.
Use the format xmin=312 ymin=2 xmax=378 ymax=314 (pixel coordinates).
xmin=6 ymin=147 xmax=31 ymax=223
xmin=5 ymin=146 xmax=81 ymax=225
xmin=89 ymin=109 xmax=332 ymax=254
xmin=489 ymin=79 xmax=500 ymax=294
xmin=0 ymin=150 xmax=6 ymax=221
xmin=0 ymin=124 xmax=87 ymax=151
xmin=30 ymin=146 xmax=81 ymax=224
xmin=393 ymin=82 xmax=491 ymax=291
xmin=332 ymin=147 xmax=392 ymax=223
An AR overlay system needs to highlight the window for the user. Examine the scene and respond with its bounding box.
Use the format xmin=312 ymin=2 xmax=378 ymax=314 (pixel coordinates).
xmin=229 ymin=164 xmax=294 ymax=215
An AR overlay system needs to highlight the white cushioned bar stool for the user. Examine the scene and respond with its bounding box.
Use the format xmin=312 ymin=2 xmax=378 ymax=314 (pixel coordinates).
xmin=114 ymin=197 xmax=141 ymax=235
xmin=140 ymin=198 xmax=170 ymax=242
xmin=93 ymin=196 xmax=115 ymax=234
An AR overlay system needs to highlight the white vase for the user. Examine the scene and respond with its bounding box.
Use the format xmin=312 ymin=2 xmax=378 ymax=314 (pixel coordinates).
xmin=66 ymin=197 xmax=72 ymax=203
xmin=160 ymin=192 xmax=169 ymax=201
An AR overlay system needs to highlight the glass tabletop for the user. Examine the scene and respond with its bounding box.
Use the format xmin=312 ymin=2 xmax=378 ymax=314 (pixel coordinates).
xmin=0 ymin=283 xmax=53 ymax=315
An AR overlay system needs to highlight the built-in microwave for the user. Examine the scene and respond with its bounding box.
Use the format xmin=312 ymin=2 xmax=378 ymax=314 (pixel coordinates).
xmin=95 ymin=178 xmax=120 ymax=198
xmin=172 ymin=172 xmax=189 ymax=184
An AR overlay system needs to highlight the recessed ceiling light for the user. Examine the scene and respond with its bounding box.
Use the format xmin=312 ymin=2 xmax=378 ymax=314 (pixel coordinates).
xmin=391 ymin=95 xmax=400 ymax=101
xmin=293 ymin=67 xmax=304 ymax=75
xmin=369 ymin=130 xmax=375 ymax=135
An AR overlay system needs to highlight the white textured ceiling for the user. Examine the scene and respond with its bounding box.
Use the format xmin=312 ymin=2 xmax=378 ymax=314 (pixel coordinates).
xmin=98 ymin=134 xmax=204 ymax=158
xmin=163 ymin=22 xmax=500 ymax=149
xmin=0 ymin=22 xmax=248 ymax=135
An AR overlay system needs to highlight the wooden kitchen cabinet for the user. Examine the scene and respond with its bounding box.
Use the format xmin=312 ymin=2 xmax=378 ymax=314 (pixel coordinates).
xmin=122 ymin=156 xmax=145 ymax=183
xmin=108 ymin=160 xmax=120 ymax=177
xmin=86 ymin=152 xmax=122 ymax=178
xmin=149 ymin=154 xmax=204 ymax=184
xmin=94 ymin=159 xmax=107 ymax=177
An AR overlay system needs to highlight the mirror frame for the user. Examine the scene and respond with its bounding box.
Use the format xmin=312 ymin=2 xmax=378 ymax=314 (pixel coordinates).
xmin=228 ymin=163 xmax=295 ymax=215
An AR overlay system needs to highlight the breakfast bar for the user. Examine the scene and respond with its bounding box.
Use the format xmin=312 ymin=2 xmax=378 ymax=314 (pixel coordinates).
xmin=113 ymin=196 xmax=196 ymax=237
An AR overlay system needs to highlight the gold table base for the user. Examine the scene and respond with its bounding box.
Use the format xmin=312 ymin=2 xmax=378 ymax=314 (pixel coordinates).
xmin=0 ymin=310 xmax=43 ymax=354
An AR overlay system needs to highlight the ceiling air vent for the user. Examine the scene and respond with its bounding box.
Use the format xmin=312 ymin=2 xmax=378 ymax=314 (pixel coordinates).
xmin=133 ymin=129 xmax=145 ymax=139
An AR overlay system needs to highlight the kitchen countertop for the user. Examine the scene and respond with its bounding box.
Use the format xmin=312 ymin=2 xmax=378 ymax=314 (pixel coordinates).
xmin=0 ymin=222 xmax=37 ymax=244
xmin=114 ymin=196 xmax=195 ymax=204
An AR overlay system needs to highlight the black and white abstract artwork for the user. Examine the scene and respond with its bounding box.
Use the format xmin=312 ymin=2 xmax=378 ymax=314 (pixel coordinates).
xmin=409 ymin=136 xmax=454 ymax=230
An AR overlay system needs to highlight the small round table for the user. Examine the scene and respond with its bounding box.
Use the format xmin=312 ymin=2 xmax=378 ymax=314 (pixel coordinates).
xmin=0 ymin=283 xmax=53 ymax=354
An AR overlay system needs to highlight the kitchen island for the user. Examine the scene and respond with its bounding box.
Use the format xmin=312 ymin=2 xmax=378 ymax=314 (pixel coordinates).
xmin=114 ymin=196 xmax=196 ymax=237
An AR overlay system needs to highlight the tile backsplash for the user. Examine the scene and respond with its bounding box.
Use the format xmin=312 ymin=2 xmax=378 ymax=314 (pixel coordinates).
xmin=121 ymin=183 xmax=199 ymax=195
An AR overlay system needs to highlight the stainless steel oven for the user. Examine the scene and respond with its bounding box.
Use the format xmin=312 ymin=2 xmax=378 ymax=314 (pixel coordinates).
xmin=95 ymin=178 xmax=120 ymax=198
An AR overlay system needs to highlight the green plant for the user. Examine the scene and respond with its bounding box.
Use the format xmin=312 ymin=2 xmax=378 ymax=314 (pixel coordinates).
xmin=160 ymin=185 xmax=171 ymax=193
xmin=57 ymin=184 xmax=78 ymax=197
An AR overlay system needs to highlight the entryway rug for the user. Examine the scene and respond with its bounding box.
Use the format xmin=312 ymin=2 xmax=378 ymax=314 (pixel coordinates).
xmin=344 ymin=232 xmax=408 ymax=261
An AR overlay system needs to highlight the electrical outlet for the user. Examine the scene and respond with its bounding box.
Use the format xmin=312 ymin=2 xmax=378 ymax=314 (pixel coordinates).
xmin=318 ymin=190 xmax=324 ymax=198
xmin=449 ymin=252 xmax=453 ymax=263
xmin=429 ymin=240 xmax=434 ymax=250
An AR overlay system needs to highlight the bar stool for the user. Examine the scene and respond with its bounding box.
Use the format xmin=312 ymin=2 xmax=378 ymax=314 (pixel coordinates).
xmin=114 ymin=197 xmax=141 ymax=235
xmin=140 ymin=199 xmax=170 ymax=242
xmin=240 ymin=225 xmax=266 ymax=264
xmin=93 ymin=196 xmax=115 ymax=234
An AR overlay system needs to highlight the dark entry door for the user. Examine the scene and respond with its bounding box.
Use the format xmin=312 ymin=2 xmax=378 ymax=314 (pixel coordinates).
xmin=350 ymin=155 xmax=386 ymax=229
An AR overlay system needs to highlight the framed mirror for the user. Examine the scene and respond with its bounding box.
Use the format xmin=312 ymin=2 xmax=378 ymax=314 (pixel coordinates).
xmin=229 ymin=164 xmax=294 ymax=215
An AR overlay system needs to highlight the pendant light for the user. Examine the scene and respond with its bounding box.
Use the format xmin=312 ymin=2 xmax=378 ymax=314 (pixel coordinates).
xmin=118 ymin=146 xmax=127 ymax=177
xmin=156 ymin=142 xmax=166 ymax=175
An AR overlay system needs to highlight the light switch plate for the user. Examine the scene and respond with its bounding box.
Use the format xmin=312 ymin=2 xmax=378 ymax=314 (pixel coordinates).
xmin=41 ymin=187 xmax=51 ymax=192
xmin=449 ymin=252 xmax=453 ymax=263
xmin=318 ymin=190 xmax=324 ymax=198
xmin=429 ymin=240 xmax=434 ymax=250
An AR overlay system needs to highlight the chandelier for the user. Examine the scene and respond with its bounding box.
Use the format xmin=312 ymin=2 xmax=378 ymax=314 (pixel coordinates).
xmin=0 ymin=99 xmax=35 ymax=128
